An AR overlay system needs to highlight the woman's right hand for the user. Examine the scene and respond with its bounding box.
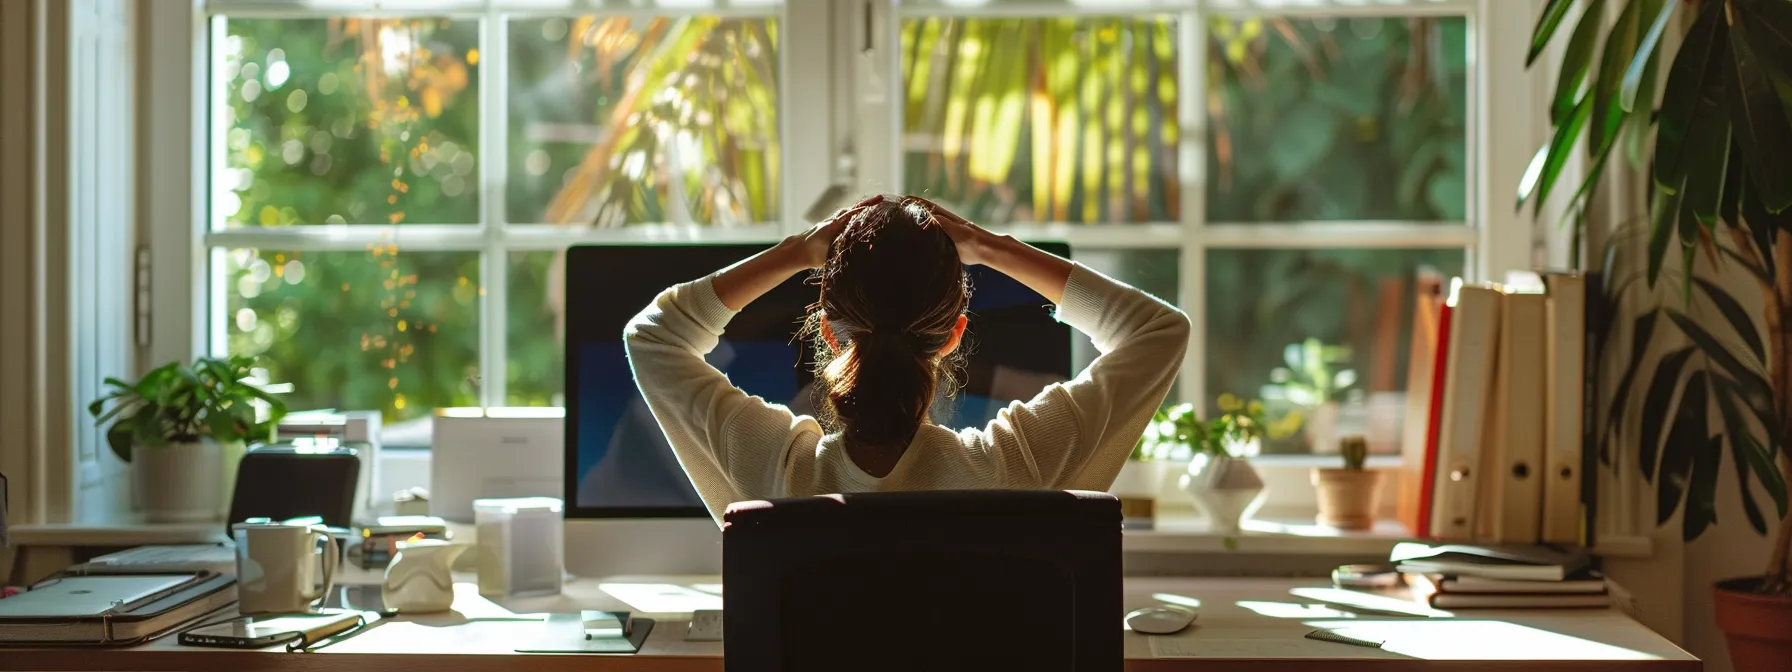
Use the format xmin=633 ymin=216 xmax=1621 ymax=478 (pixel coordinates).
xmin=906 ymin=196 xmax=997 ymax=266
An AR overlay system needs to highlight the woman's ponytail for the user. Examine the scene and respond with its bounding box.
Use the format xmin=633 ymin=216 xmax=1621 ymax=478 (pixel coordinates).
xmin=824 ymin=329 xmax=941 ymax=448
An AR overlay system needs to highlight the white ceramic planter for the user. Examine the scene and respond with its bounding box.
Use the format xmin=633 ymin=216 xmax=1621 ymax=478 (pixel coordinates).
xmin=132 ymin=439 xmax=224 ymax=523
xmin=384 ymin=539 xmax=466 ymax=613
xmin=1178 ymin=454 xmax=1266 ymax=533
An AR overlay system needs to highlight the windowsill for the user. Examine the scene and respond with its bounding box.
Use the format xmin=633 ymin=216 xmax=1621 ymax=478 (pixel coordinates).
xmin=1124 ymin=512 xmax=1413 ymax=556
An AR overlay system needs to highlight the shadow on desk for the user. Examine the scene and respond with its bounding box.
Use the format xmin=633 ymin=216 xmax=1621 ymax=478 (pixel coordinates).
xmin=0 ymin=576 xmax=1698 ymax=672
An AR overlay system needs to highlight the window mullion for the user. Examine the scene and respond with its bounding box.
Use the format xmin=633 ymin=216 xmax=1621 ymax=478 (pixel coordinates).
xmin=1177 ymin=4 xmax=1204 ymax=407
xmin=478 ymin=7 xmax=508 ymax=407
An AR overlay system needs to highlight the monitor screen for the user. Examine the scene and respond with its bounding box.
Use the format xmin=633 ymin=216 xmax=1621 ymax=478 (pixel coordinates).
xmin=564 ymin=243 xmax=1073 ymax=518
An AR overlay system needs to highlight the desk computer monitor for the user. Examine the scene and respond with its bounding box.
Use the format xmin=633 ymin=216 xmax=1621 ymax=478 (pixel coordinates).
xmin=564 ymin=242 xmax=1073 ymax=576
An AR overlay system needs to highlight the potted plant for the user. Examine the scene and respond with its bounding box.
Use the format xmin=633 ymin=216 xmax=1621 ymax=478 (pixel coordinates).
xmin=1153 ymin=395 xmax=1297 ymax=532
xmin=1520 ymin=0 xmax=1792 ymax=666
xmin=1313 ymin=435 xmax=1381 ymax=530
xmin=88 ymin=357 xmax=287 ymax=523
xmin=1261 ymin=338 xmax=1357 ymax=453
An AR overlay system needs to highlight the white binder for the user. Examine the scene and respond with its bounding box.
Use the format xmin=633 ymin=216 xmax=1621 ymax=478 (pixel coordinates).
xmin=1428 ymin=280 xmax=1501 ymax=541
xmin=1541 ymin=274 xmax=1587 ymax=544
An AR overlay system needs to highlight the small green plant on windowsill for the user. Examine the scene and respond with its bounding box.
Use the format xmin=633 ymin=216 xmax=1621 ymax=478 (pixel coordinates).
xmin=88 ymin=356 xmax=287 ymax=462
xmin=86 ymin=356 xmax=287 ymax=523
xmin=1132 ymin=394 xmax=1301 ymax=461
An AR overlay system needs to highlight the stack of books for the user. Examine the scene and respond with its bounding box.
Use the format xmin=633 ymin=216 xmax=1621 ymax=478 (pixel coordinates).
xmin=1392 ymin=541 xmax=1610 ymax=609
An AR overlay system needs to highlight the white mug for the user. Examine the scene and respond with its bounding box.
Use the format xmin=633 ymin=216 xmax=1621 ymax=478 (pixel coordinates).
xmin=232 ymin=521 xmax=339 ymax=614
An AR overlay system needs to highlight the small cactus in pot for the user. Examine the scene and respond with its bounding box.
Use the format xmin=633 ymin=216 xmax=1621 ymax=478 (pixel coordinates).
xmin=1312 ymin=435 xmax=1382 ymax=530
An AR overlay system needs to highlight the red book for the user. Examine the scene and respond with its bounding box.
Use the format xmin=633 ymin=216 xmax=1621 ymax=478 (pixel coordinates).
xmin=1415 ymin=301 xmax=1454 ymax=539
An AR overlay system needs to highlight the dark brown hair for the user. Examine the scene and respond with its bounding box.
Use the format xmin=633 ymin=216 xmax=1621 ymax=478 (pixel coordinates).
xmin=806 ymin=197 xmax=970 ymax=450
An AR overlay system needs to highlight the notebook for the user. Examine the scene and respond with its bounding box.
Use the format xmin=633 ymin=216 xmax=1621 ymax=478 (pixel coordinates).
xmin=1428 ymin=592 xmax=1610 ymax=609
xmin=1390 ymin=542 xmax=1591 ymax=582
xmin=1439 ymin=573 xmax=1607 ymax=594
xmin=0 ymin=573 xmax=237 ymax=645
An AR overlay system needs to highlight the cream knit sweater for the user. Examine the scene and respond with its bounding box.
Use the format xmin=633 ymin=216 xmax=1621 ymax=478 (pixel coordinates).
xmin=624 ymin=263 xmax=1191 ymax=524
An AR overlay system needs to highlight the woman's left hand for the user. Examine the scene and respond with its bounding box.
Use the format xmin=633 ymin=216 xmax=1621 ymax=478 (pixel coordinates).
xmin=790 ymin=195 xmax=882 ymax=269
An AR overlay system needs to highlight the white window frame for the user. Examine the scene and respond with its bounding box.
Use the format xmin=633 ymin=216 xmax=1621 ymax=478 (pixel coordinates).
xmin=151 ymin=0 xmax=1541 ymax=448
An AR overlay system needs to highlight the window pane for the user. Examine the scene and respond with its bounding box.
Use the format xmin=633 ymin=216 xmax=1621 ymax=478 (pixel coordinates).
xmin=1205 ymin=248 xmax=1463 ymax=454
xmin=1206 ymin=17 xmax=1467 ymax=223
xmin=508 ymin=251 xmax=564 ymax=406
xmin=219 ymin=18 xmax=481 ymax=227
xmin=900 ymin=16 xmax=1180 ymax=225
xmin=225 ymin=248 xmax=482 ymax=423
xmin=1069 ymin=248 xmax=1180 ymax=383
xmin=507 ymin=17 xmax=781 ymax=226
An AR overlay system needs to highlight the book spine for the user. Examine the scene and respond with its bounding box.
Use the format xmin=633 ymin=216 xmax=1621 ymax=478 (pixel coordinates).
xmin=1417 ymin=304 xmax=1455 ymax=539
xmin=1581 ymin=271 xmax=1603 ymax=547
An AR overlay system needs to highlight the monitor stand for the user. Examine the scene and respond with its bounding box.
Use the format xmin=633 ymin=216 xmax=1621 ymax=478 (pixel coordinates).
xmin=564 ymin=518 xmax=722 ymax=577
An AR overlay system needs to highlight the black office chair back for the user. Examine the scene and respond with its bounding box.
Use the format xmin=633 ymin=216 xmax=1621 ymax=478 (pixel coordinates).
xmin=723 ymin=489 xmax=1122 ymax=672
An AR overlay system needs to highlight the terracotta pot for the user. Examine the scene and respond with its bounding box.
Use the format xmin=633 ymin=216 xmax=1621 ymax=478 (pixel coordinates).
xmin=1714 ymin=576 xmax=1792 ymax=670
xmin=1312 ymin=468 xmax=1382 ymax=530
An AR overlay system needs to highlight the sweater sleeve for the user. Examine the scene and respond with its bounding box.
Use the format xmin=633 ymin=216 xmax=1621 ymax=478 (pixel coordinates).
xmin=968 ymin=263 xmax=1191 ymax=491
xmin=623 ymin=276 xmax=821 ymax=524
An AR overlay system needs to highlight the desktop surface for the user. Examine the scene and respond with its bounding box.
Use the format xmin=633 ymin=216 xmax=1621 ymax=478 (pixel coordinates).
xmin=1 ymin=574 xmax=1696 ymax=671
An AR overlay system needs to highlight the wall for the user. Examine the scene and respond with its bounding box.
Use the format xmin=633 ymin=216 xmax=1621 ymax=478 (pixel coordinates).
xmin=0 ymin=0 xmax=141 ymax=526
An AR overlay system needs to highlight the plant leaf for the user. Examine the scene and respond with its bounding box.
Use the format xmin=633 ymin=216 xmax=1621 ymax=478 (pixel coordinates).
xmin=1590 ymin=0 xmax=1657 ymax=155
xmin=1529 ymin=0 xmax=1579 ymax=67
xmin=1553 ymin=0 xmax=1608 ymax=123
xmin=1714 ymin=375 xmax=1785 ymax=530
xmin=1602 ymin=310 xmax=1660 ymax=464
xmin=1639 ymin=346 xmax=1696 ymax=479
xmin=1734 ymin=435 xmax=1770 ymax=536
xmin=1680 ymin=112 xmax=1733 ymax=225
xmin=1648 ymin=178 xmax=1685 ymax=286
xmin=1655 ymin=371 xmax=1706 ymax=526
xmin=1683 ymin=431 xmax=1722 ymax=541
xmin=1624 ymin=45 xmax=1661 ymax=172
xmin=1621 ymin=0 xmax=1677 ymax=110
xmin=1517 ymin=143 xmax=1549 ymax=210
xmin=1666 ymin=309 xmax=1776 ymax=412
xmin=1653 ymin=1 xmax=1725 ymax=191
xmin=107 ymin=423 xmax=134 ymax=464
xmin=1734 ymin=0 xmax=1792 ymax=117
xmin=1532 ymin=93 xmax=1596 ymax=216
xmin=1691 ymin=276 xmax=1765 ymax=362
xmin=1727 ymin=17 xmax=1792 ymax=212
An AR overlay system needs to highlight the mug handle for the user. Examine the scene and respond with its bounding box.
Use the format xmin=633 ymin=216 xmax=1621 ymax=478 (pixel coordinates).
xmin=304 ymin=528 xmax=339 ymax=607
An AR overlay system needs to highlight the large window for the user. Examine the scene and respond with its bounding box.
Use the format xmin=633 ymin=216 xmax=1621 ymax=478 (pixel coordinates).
xmin=203 ymin=0 xmax=1482 ymax=455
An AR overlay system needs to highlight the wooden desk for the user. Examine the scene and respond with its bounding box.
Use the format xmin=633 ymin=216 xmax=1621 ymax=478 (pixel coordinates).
xmin=0 ymin=576 xmax=1696 ymax=671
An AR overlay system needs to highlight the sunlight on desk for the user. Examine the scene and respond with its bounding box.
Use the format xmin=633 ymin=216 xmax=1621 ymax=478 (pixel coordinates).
xmin=599 ymin=582 xmax=725 ymax=612
xmin=1305 ymin=620 xmax=1662 ymax=661
xmin=1288 ymin=587 xmax=1451 ymax=618
xmin=1236 ymin=600 xmax=1356 ymax=619
xmin=1151 ymin=593 xmax=1202 ymax=609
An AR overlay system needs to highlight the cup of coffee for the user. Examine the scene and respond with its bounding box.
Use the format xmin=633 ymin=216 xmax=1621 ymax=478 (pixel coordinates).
xmin=232 ymin=521 xmax=339 ymax=614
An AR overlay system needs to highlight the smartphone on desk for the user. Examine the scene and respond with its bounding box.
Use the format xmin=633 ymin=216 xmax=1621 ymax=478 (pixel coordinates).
xmin=179 ymin=612 xmax=362 ymax=649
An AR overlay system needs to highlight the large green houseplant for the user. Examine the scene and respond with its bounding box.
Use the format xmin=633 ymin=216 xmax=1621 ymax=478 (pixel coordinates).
xmin=1519 ymin=0 xmax=1792 ymax=664
xmin=88 ymin=357 xmax=286 ymax=522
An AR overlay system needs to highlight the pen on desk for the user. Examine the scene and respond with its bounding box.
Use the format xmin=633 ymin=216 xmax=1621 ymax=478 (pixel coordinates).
xmin=286 ymin=613 xmax=372 ymax=652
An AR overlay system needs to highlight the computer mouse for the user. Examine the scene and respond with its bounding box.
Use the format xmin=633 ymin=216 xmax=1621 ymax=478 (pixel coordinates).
xmin=1125 ymin=606 xmax=1197 ymax=634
